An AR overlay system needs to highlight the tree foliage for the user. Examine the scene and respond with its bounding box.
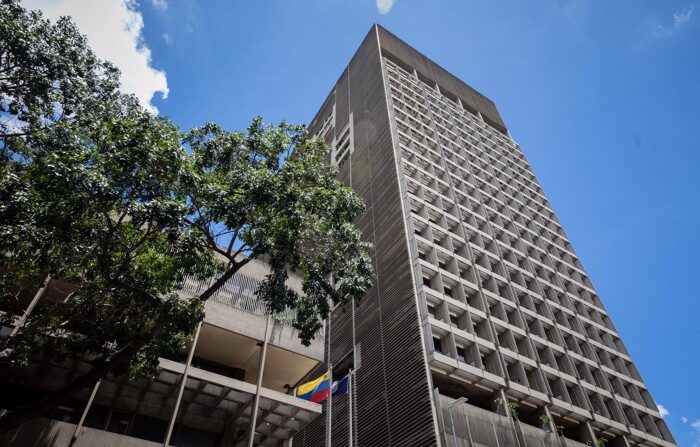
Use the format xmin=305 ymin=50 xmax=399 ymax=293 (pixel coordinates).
xmin=184 ymin=119 xmax=373 ymax=341
xmin=0 ymin=0 xmax=372 ymax=433
xmin=0 ymin=93 xmax=214 ymax=382
xmin=0 ymin=0 xmax=119 ymax=139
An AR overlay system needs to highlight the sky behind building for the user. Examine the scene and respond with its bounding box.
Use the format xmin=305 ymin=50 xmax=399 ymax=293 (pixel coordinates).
xmin=25 ymin=0 xmax=700 ymax=445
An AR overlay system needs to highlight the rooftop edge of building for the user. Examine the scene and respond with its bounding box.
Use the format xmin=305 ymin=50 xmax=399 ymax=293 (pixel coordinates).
xmin=310 ymin=23 xmax=508 ymax=136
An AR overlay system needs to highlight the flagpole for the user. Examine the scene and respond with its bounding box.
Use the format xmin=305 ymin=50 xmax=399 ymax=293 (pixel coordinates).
xmin=350 ymin=296 xmax=357 ymax=446
xmin=325 ymin=301 xmax=332 ymax=447
xmin=348 ymin=370 xmax=353 ymax=447
xmin=290 ymin=386 xmax=296 ymax=447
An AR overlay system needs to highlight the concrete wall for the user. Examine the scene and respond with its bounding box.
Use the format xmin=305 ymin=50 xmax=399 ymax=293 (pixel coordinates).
xmin=1 ymin=418 xmax=160 ymax=447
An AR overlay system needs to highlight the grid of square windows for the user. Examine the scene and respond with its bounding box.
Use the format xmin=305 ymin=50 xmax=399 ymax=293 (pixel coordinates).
xmin=382 ymin=56 xmax=674 ymax=446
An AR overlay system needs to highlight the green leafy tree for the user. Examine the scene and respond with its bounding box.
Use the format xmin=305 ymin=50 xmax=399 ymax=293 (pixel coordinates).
xmin=0 ymin=0 xmax=372 ymax=433
xmin=0 ymin=0 xmax=119 ymax=139
xmin=183 ymin=119 xmax=373 ymax=341
xmin=0 ymin=87 xmax=218 ymax=432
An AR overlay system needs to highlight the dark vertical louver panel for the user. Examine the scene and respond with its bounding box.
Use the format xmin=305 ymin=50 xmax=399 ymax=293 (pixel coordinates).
xmin=295 ymin=25 xmax=438 ymax=447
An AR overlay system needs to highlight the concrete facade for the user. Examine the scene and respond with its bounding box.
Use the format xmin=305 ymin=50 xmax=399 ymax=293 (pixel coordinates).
xmin=1 ymin=258 xmax=324 ymax=447
xmin=296 ymin=24 xmax=675 ymax=447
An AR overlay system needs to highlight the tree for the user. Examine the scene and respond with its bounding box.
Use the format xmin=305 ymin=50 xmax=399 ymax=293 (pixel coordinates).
xmin=0 ymin=87 xmax=218 ymax=432
xmin=183 ymin=119 xmax=373 ymax=341
xmin=0 ymin=0 xmax=119 ymax=139
xmin=0 ymin=0 xmax=372 ymax=433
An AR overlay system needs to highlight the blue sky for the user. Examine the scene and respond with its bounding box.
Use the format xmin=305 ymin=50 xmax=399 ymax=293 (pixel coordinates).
xmin=29 ymin=0 xmax=699 ymax=444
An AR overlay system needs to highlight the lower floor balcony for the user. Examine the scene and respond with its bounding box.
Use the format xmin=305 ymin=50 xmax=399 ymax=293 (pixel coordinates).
xmin=1 ymin=355 xmax=321 ymax=447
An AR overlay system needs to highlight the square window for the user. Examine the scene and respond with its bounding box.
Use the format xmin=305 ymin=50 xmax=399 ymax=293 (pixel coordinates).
xmin=433 ymin=337 xmax=443 ymax=353
xmin=456 ymin=346 xmax=466 ymax=361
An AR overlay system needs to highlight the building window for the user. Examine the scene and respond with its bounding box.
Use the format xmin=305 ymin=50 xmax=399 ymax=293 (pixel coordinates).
xmin=331 ymin=113 xmax=354 ymax=167
xmin=433 ymin=337 xmax=443 ymax=353
xmin=456 ymin=346 xmax=466 ymax=361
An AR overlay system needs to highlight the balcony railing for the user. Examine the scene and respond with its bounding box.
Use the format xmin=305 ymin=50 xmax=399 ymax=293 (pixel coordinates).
xmin=179 ymin=272 xmax=297 ymax=326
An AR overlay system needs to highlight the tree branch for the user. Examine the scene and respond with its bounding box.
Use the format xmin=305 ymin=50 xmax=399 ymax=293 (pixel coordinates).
xmin=226 ymin=225 xmax=242 ymax=255
xmin=198 ymin=257 xmax=252 ymax=302
xmin=185 ymin=218 xmax=230 ymax=260
xmin=107 ymin=278 xmax=162 ymax=307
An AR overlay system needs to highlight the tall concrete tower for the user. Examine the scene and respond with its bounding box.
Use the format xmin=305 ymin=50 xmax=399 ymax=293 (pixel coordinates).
xmin=296 ymin=24 xmax=675 ymax=447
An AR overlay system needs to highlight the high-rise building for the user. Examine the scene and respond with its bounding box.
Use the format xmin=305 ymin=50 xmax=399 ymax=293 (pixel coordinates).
xmin=296 ymin=24 xmax=675 ymax=447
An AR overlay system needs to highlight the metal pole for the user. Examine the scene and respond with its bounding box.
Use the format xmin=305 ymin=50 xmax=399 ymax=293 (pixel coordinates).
xmin=447 ymin=397 xmax=467 ymax=447
xmin=463 ymin=407 xmax=474 ymax=446
xmin=247 ymin=315 xmax=273 ymax=447
xmin=10 ymin=275 xmax=51 ymax=336
xmin=163 ymin=321 xmax=202 ymax=447
xmin=449 ymin=406 xmax=457 ymax=447
xmin=325 ymin=305 xmax=332 ymax=447
xmin=350 ymin=297 xmax=357 ymax=445
xmin=69 ymin=379 xmax=102 ymax=445
xmin=348 ymin=370 xmax=353 ymax=447
xmin=289 ymin=385 xmax=296 ymax=447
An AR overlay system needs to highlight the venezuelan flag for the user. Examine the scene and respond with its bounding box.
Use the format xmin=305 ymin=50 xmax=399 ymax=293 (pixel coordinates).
xmin=297 ymin=371 xmax=330 ymax=403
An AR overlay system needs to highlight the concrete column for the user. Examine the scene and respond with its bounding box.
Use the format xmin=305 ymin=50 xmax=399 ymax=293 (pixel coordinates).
xmin=163 ymin=321 xmax=202 ymax=447
xmin=10 ymin=275 xmax=51 ymax=336
xmin=497 ymin=389 xmax=510 ymax=418
xmin=247 ymin=315 xmax=272 ymax=447
xmin=584 ymin=421 xmax=598 ymax=446
xmin=497 ymin=389 xmax=527 ymax=447
xmin=432 ymin=388 xmax=448 ymax=446
xmin=542 ymin=406 xmax=567 ymax=447
xmin=542 ymin=406 xmax=557 ymax=432
xmin=69 ymin=379 xmax=102 ymax=446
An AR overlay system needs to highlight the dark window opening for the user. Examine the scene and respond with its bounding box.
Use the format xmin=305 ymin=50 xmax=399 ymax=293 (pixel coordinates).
xmin=333 ymin=348 xmax=355 ymax=380
xmin=456 ymin=346 xmax=466 ymax=361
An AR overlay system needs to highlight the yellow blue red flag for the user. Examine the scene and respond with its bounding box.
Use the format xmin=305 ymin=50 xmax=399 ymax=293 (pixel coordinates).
xmin=297 ymin=371 xmax=330 ymax=403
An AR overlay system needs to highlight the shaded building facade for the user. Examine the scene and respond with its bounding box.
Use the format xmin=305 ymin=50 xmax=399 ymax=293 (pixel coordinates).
xmin=1 ymin=258 xmax=324 ymax=447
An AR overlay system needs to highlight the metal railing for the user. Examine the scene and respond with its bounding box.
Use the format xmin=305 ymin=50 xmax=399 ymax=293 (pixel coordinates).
xmin=179 ymin=272 xmax=298 ymax=327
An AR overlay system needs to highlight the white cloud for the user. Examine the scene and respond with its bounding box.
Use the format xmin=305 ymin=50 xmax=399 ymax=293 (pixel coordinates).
xmin=674 ymin=6 xmax=694 ymax=26
xmin=652 ymin=5 xmax=694 ymax=38
xmin=682 ymin=416 xmax=688 ymax=423
xmin=376 ymin=0 xmax=396 ymax=14
xmin=693 ymin=419 xmax=700 ymax=447
xmin=24 ymin=0 xmax=168 ymax=114
xmin=150 ymin=0 xmax=167 ymax=11
xmin=162 ymin=33 xmax=172 ymax=46
xmin=657 ymin=404 xmax=669 ymax=418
